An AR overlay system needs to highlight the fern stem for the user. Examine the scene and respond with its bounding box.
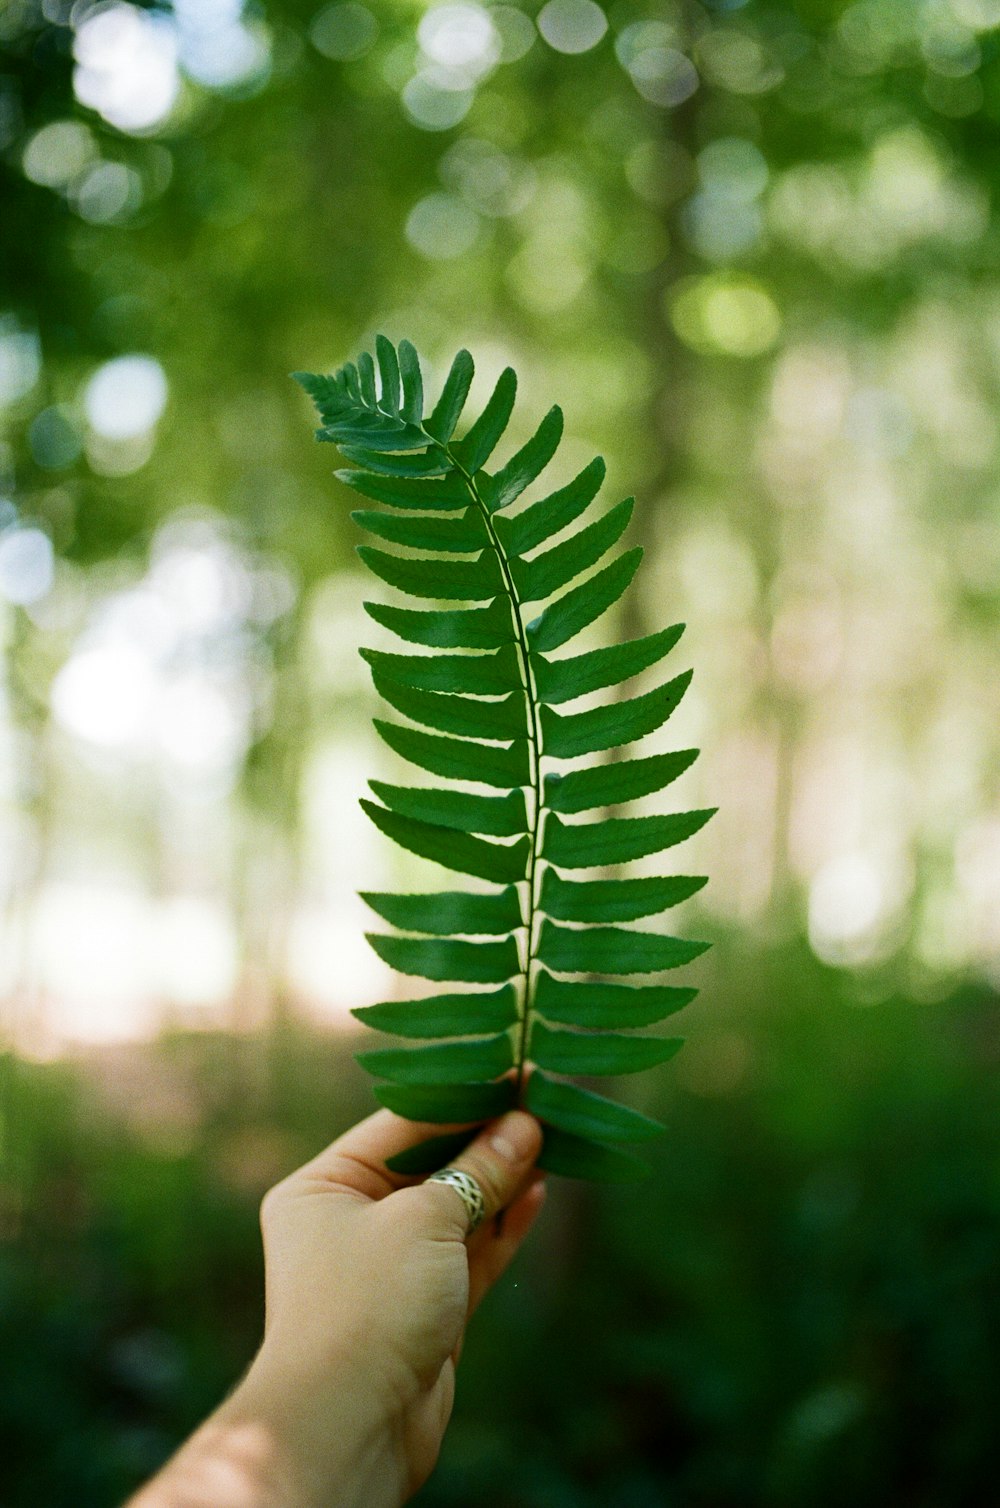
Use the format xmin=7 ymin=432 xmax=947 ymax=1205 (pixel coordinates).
xmin=426 ymin=436 xmax=543 ymax=1106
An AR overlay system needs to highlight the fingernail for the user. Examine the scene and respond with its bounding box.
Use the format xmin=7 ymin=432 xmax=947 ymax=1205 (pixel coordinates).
xmin=490 ymin=1111 xmax=539 ymax=1163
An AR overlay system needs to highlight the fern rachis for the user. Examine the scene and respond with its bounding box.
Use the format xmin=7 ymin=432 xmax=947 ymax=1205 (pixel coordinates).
xmin=294 ymin=336 xmax=714 ymax=1182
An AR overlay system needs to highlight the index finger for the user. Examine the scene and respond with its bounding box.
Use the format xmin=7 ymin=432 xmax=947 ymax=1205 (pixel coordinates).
xmin=295 ymin=1109 xmax=477 ymax=1200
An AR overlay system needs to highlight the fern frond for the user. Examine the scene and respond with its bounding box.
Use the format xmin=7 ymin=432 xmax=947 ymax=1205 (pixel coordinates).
xmin=294 ymin=340 xmax=713 ymax=1181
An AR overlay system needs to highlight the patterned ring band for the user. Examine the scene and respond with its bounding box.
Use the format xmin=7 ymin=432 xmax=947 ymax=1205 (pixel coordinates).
xmin=426 ymin=1167 xmax=487 ymax=1234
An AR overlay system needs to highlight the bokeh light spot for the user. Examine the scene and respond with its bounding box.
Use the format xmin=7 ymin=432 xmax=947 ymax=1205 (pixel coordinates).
xmin=402 ymin=70 xmax=474 ymax=130
xmin=83 ymin=355 xmax=168 ymax=441
xmin=21 ymin=119 xmax=96 ymax=187
xmin=73 ymin=3 xmax=181 ymax=133
xmin=615 ymin=24 xmax=697 ymax=105
xmin=405 ymin=192 xmax=480 ymax=260
xmin=418 ymin=4 xmax=498 ymax=72
xmin=0 ymin=315 xmax=41 ymax=406
xmin=0 ymin=526 xmax=55 ymax=606
xmin=172 ymin=0 xmax=272 ymax=90
xmin=538 ymin=0 xmax=607 ymax=55
xmin=491 ymin=5 xmax=535 ymax=62
xmin=670 ymin=274 xmax=781 ymax=357
xmin=809 ymin=854 xmax=889 ymax=965
xmin=52 ymin=644 xmax=156 ymax=750
xmin=71 ymin=160 xmax=143 ymax=223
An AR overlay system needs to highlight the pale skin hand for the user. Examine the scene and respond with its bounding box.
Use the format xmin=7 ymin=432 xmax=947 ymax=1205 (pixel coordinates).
xmin=126 ymin=1109 xmax=545 ymax=1508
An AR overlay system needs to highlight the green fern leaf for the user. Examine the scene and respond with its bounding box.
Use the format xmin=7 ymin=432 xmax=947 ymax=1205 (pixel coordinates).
xmin=338 ymin=444 xmax=450 ymax=477
xmin=354 ymin=984 xmax=519 ymax=1037
xmin=368 ymin=782 xmax=528 ymax=837
xmin=369 ymin=675 xmax=525 ymax=741
xmin=356 ymin=350 xmax=377 ymax=406
xmin=544 ymin=750 xmax=701 ymax=813
xmin=366 ymin=933 xmax=521 ymax=984
xmin=360 ymin=645 xmax=522 ymax=695
xmin=532 ymin=623 xmax=685 ymax=704
xmin=535 ymin=1129 xmax=649 ymax=1181
xmin=540 ymin=670 xmax=691 ymax=758
xmin=397 ymin=339 xmax=424 ymax=424
xmin=493 ymin=457 xmax=606 ymax=557
xmin=336 ymin=468 xmax=469 ymax=511
xmin=373 ymin=723 xmax=529 ymax=788
xmin=539 ymin=871 xmax=707 ymax=923
xmin=524 ymin=1072 xmax=664 ymax=1141
xmin=376 ymin=1080 xmax=516 ymax=1122
xmin=357 ymin=546 xmax=503 ymax=601
xmin=361 ymin=800 xmax=529 ymax=880
xmin=529 ymin=1021 xmax=685 ymax=1075
xmin=541 ymin=809 xmax=717 ymax=866
xmin=511 ymin=498 xmax=634 ymax=603
xmin=534 ymin=969 xmax=697 ymax=1027
xmin=537 ymin=919 xmax=709 ymax=974
xmin=526 ymin=547 xmax=643 ymax=652
xmin=360 ymin=888 xmax=522 ymax=936
xmin=358 ymin=1033 xmax=514 ymax=1084
xmin=296 ymin=337 xmax=713 ymax=1181
xmin=426 ymin=348 xmax=474 ymax=443
xmin=351 ymin=507 xmax=489 ymax=553
xmin=453 ymin=366 xmax=516 ymax=472
xmin=364 ymin=598 xmax=514 ymax=649
xmin=491 ymin=406 xmax=564 ymax=509
xmin=375 ymin=333 xmax=401 ymax=414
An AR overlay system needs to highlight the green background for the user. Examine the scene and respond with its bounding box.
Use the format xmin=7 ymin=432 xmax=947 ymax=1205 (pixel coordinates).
xmin=1 ymin=0 xmax=999 ymax=1502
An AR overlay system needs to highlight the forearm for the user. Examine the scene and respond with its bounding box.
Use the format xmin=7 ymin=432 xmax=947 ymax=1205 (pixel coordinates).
xmin=125 ymin=1353 xmax=406 ymax=1508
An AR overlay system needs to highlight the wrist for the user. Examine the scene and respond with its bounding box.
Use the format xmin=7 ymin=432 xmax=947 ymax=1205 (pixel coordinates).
xmin=226 ymin=1344 xmax=405 ymax=1508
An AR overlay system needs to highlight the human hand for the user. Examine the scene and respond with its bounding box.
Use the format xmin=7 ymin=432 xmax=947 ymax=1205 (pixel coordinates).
xmin=127 ymin=1109 xmax=545 ymax=1508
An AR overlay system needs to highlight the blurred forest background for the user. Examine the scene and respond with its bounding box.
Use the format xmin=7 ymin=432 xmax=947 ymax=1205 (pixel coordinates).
xmin=2 ymin=0 xmax=999 ymax=1503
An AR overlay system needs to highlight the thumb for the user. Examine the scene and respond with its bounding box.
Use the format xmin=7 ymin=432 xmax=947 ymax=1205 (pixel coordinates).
xmin=417 ymin=1111 xmax=543 ymax=1239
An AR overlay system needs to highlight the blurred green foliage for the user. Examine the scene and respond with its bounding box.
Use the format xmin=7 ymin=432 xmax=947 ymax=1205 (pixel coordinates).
xmin=2 ymin=0 xmax=1000 ymax=1501
xmin=2 ymin=948 xmax=998 ymax=1505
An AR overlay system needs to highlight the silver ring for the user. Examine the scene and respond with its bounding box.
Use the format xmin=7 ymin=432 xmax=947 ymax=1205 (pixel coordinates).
xmin=426 ymin=1167 xmax=486 ymax=1234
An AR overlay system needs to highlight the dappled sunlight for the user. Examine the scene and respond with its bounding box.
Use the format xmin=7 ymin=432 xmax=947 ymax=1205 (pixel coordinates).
xmin=2 ymin=3 xmax=1000 ymax=1502
xmin=0 ymin=0 xmax=996 ymax=1054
